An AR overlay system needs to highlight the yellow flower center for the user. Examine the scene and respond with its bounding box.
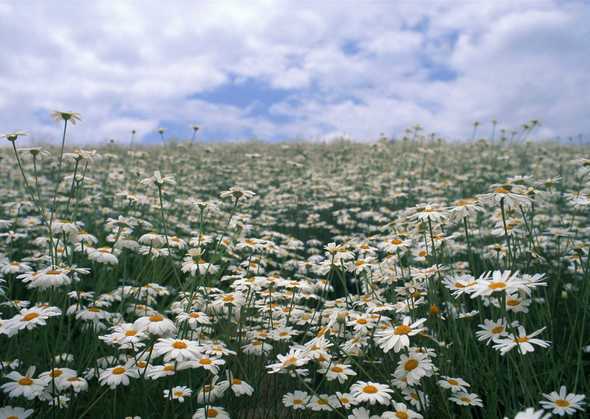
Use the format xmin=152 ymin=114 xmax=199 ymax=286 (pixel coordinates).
xmin=232 ymin=378 xmax=242 ymax=385
xmin=395 ymin=412 xmax=409 ymax=419
xmin=404 ymin=359 xmax=419 ymax=371
xmin=199 ymin=358 xmax=212 ymax=365
xmin=112 ymin=367 xmax=126 ymax=375
xmin=514 ymin=336 xmax=529 ymax=343
xmin=394 ymin=325 xmax=412 ymax=335
xmin=88 ymin=307 xmax=102 ymax=312
xmin=331 ymin=366 xmax=344 ymax=373
xmin=149 ymin=315 xmax=163 ymax=322
xmin=172 ymin=341 xmax=188 ymax=349
xmin=283 ymin=356 xmax=297 ymax=367
xmin=488 ymin=281 xmax=507 ymax=290
xmin=555 ymin=399 xmax=570 ymax=407
xmin=317 ymin=398 xmax=329 ymax=405
xmin=125 ymin=330 xmax=137 ymax=336
xmin=206 ymin=408 xmax=219 ymax=417
xmin=22 ymin=312 xmax=39 ymax=321
xmin=356 ymin=318 xmax=368 ymax=325
xmin=49 ymin=369 xmax=63 ymax=378
xmin=163 ymin=365 xmax=175 ymax=372
xmin=491 ymin=326 xmax=504 ymax=334
xmin=18 ymin=377 xmax=33 ymax=386
xmin=447 ymin=379 xmax=459 ymax=385
xmin=362 ymin=385 xmax=378 ymax=394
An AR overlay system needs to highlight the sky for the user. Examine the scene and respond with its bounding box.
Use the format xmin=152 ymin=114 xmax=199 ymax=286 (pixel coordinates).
xmin=0 ymin=0 xmax=589 ymax=144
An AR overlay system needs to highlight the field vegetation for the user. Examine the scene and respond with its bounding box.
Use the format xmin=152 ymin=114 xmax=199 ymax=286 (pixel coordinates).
xmin=0 ymin=116 xmax=588 ymax=418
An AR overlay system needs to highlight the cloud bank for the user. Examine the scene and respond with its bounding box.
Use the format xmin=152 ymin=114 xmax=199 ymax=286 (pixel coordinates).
xmin=0 ymin=0 xmax=588 ymax=144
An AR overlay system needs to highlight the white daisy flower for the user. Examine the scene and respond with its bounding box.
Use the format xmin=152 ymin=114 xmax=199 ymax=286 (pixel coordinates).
xmin=374 ymin=316 xmax=426 ymax=353
xmin=540 ymin=386 xmax=585 ymax=416
xmin=350 ymin=381 xmax=393 ymax=406
xmin=163 ymin=385 xmax=192 ymax=403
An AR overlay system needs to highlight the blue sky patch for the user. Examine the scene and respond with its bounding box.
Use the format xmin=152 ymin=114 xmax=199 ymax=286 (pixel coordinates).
xmin=189 ymin=77 xmax=294 ymax=113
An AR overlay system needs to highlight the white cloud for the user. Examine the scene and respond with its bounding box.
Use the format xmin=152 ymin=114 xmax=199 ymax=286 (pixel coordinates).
xmin=0 ymin=0 xmax=588 ymax=144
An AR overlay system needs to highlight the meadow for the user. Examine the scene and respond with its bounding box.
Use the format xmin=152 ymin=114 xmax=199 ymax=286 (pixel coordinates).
xmin=0 ymin=115 xmax=588 ymax=418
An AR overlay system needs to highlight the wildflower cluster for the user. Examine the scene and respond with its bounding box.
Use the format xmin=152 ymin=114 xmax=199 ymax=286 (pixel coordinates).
xmin=0 ymin=127 xmax=588 ymax=418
